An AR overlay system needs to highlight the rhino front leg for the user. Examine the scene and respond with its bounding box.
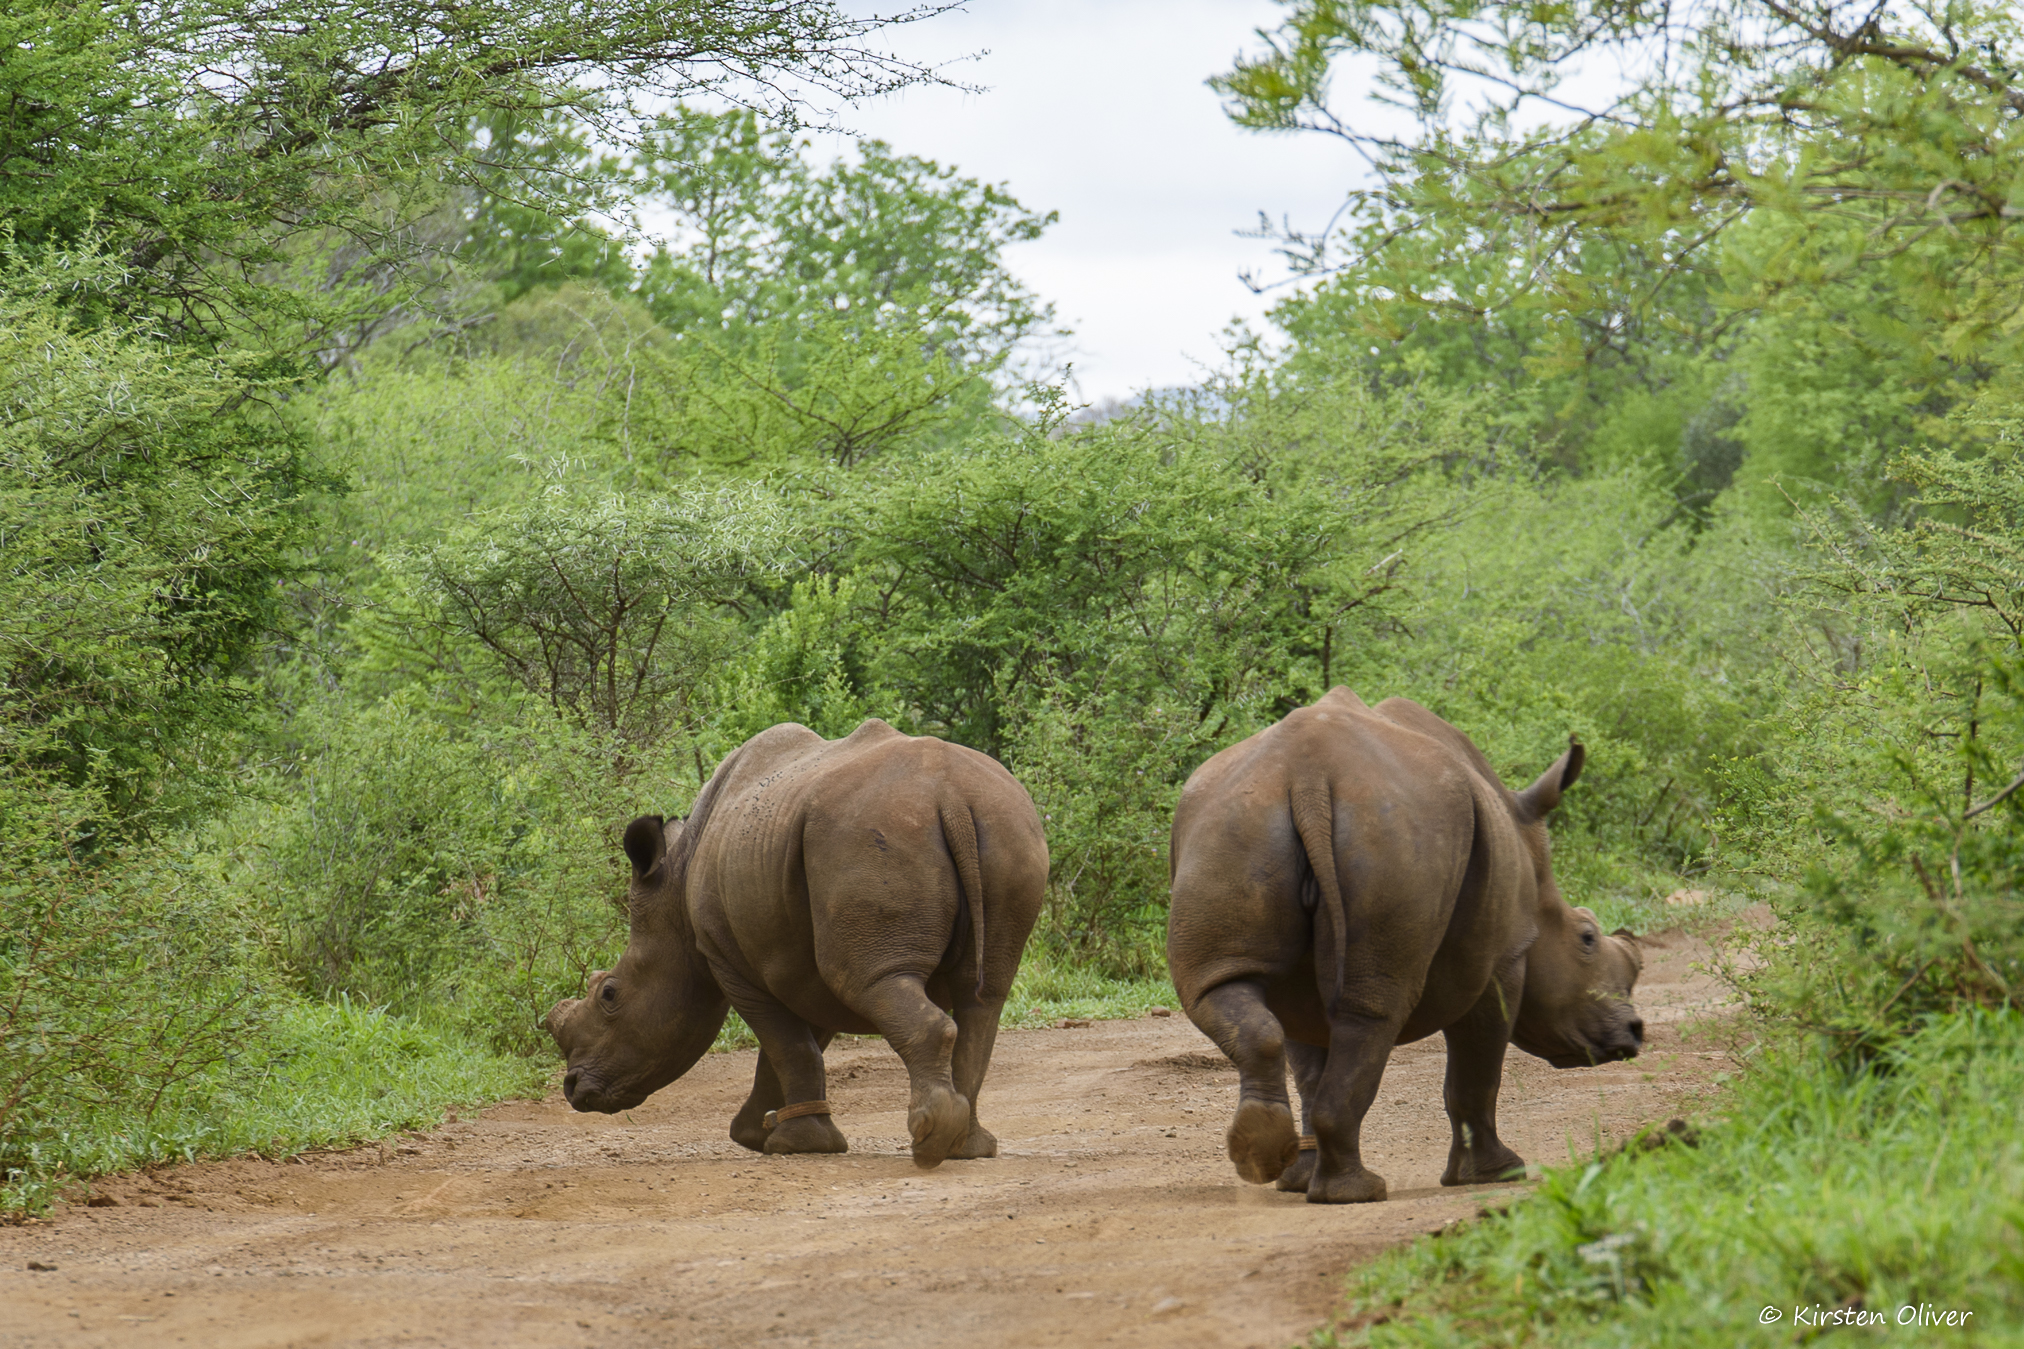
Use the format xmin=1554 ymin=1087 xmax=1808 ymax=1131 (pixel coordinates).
xmin=728 ymin=994 xmax=848 ymax=1156
xmin=946 ymin=994 xmax=1004 ymax=1159
xmin=1440 ymin=975 xmax=1527 ymax=1186
xmin=1275 ymin=1039 xmax=1326 ymax=1193
xmin=730 ymin=1036 xmax=835 ymax=1153
xmin=1189 ymin=979 xmax=1297 ymax=1185
xmin=860 ymin=974 xmax=968 ymax=1169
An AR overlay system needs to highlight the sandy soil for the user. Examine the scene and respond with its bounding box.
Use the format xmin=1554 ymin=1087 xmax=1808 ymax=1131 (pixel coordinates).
xmin=0 ymin=931 xmax=1735 ymax=1349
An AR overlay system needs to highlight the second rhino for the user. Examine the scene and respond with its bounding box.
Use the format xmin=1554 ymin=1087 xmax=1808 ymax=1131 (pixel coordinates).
xmin=1167 ymin=688 xmax=1644 ymax=1203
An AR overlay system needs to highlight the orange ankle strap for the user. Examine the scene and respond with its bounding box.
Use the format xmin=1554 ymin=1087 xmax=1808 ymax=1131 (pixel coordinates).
xmin=764 ymin=1100 xmax=832 ymax=1129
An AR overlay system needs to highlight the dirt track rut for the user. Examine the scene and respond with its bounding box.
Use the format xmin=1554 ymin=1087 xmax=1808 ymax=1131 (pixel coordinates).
xmin=0 ymin=932 xmax=1730 ymax=1348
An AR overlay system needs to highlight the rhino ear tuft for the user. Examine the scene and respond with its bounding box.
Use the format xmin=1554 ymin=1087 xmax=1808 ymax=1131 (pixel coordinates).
xmin=1518 ymin=735 xmax=1584 ymax=819
xmin=1559 ymin=734 xmax=1585 ymax=790
xmin=622 ymin=814 xmax=668 ymax=879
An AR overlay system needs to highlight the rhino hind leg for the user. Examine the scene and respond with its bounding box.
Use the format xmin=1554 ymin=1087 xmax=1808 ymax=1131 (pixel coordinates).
xmin=1189 ymin=980 xmax=1298 ymax=1184
xmin=1305 ymin=1007 xmax=1407 ymax=1204
xmin=945 ymin=997 xmax=1004 ymax=1159
xmin=1276 ymin=1041 xmax=1327 ymax=1192
xmin=861 ymin=975 xmax=971 ymax=1169
xmin=764 ymin=1111 xmax=849 ymax=1155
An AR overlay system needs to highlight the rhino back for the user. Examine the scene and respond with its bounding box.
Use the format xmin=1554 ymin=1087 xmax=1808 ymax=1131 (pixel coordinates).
xmin=687 ymin=722 xmax=1046 ymax=1023
xmin=1168 ymin=695 xmax=1524 ymax=1034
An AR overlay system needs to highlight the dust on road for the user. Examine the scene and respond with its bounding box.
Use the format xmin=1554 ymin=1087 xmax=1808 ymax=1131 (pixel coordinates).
xmin=0 ymin=932 xmax=1731 ymax=1348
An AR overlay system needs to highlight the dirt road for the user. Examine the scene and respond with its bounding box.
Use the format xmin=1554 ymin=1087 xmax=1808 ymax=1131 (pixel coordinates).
xmin=0 ymin=933 xmax=1731 ymax=1349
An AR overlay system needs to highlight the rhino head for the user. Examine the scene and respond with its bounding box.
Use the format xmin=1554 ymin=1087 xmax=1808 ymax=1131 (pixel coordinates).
xmin=544 ymin=814 xmax=730 ymax=1113
xmin=1504 ymin=741 xmax=1646 ymax=1068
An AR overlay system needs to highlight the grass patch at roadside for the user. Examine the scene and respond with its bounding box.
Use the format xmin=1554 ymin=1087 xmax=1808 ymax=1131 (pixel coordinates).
xmin=1003 ymin=951 xmax=1174 ymax=1027
xmin=1311 ymin=1009 xmax=2024 ymax=1347
xmin=3 ymin=997 xmax=545 ymax=1217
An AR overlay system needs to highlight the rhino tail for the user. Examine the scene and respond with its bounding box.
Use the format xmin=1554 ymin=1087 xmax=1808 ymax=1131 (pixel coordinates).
xmin=941 ymin=803 xmax=988 ymax=1000
xmin=1291 ymin=787 xmax=1347 ymax=1007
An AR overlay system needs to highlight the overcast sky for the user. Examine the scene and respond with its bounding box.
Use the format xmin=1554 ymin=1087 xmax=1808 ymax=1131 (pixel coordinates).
xmin=809 ymin=0 xmax=1370 ymax=406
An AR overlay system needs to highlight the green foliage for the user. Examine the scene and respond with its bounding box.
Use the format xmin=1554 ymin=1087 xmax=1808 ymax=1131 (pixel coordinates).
xmin=1312 ymin=1011 xmax=2024 ymax=1347
xmin=397 ymin=484 xmax=788 ymax=744
xmin=2 ymin=995 xmax=544 ymax=1215
xmin=0 ymin=266 xmax=319 ymax=829
xmin=1341 ymin=465 xmax=1776 ymax=919
xmin=449 ymin=107 xmax=1058 ymax=471
xmin=631 ymin=109 xmax=1057 ymax=374
xmin=1 ymin=789 xmax=263 ymax=1204
xmin=628 ymin=309 xmax=999 ymax=470
xmin=713 ymin=574 xmax=878 ymax=744
xmin=219 ymin=692 xmax=670 ymax=1053
xmin=841 ymin=379 xmax=1453 ymax=752
xmin=1222 ymin=0 xmax=2024 ymax=504
xmin=1730 ymin=414 xmax=2024 ymax=1051
xmin=1 ymin=0 xmax=950 ymax=349
xmin=1008 ymin=688 xmax=1223 ymax=976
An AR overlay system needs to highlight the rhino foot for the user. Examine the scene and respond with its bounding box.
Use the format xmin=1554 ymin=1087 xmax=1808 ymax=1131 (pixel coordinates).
xmin=1226 ymin=1099 xmax=1298 ymax=1184
xmin=730 ymin=1110 xmax=770 ymax=1153
xmin=909 ymin=1083 xmax=971 ymax=1169
xmin=1307 ymin=1165 xmax=1387 ymax=1204
xmin=945 ymin=1121 xmax=998 ymax=1160
xmin=1275 ymin=1146 xmax=1317 ymax=1193
xmin=1441 ymin=1144 xmax=1526 ymax=1186
xmin=763 ymin=1114 xmax=848 ymax=1155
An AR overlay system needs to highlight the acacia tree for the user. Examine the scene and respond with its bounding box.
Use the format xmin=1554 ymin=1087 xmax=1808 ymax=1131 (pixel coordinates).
xmin=402 ymin=488 xmax=791 ymax=747
xmin=1 ymin=0 xmax=961 ymax=355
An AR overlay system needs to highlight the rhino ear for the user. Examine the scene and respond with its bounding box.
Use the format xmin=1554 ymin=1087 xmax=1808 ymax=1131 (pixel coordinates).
xmin=1517 ymin=735 xmax=1584 ymax=819
xmin=622 ymin=814 xmax=668 ymax=879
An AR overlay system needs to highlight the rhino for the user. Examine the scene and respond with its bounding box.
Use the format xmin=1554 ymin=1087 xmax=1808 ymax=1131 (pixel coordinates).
xmin=546 ymin=719 xmax=1048 ymax=1168
xmin=1166 ymin=689 xmax=1644 ymax=1203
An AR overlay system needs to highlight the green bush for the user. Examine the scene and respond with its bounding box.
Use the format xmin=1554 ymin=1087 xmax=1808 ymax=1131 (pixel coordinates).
xmin=220 ymin=692 xmax=668 ymax=1053
xmin=1 ymin=788 xmax=264 ymax=1208
xmin=1007 ymin=680 xmax=1231 ymax=977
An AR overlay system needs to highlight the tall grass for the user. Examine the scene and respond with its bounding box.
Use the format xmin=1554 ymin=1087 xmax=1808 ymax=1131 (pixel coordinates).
xmin=1315 ymin=1009 xmax=2024 ymax=1347
xmin=2 ymin=999 xmax=544 ymax=1214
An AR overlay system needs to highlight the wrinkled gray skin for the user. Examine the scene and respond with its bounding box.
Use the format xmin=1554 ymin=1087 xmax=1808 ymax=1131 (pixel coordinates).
xmin=546 ymin=720 xmax=1048 ymax=1168
xmin=1166 ymin=689 xmax=1644 ymax=1204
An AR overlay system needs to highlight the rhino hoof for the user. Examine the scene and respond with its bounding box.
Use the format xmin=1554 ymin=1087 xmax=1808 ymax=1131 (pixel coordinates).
xmin=1275 ymin=1147 xmax=1317 ymax=1193
xmin=1307 ymin=1166 xmax=1387 ymax=1204
xmin=909 ymin=1084 xmax=971 ymax=1169
xmin=1226 ymin=1099 xmax=1298 ymax=1184
xmin=763 ymin=1114 xmax=848 ymax=1155
xmin=946 ymin=1122 xmax=998 ymax=1160
xmin=1442 ymin=1146 xmax=1526 ymax=1186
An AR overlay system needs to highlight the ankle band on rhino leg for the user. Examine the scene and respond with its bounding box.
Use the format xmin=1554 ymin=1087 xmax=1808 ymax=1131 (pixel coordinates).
xmin=1298 ymin=1135 xmax=1317 ymax=1151
xmin=763 ymin=1100 xmax=833 ymax=1129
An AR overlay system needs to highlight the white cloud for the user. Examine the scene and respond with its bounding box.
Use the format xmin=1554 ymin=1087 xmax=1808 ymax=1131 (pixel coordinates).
xmin=810 ymin=0 xmax=1369 ymax=403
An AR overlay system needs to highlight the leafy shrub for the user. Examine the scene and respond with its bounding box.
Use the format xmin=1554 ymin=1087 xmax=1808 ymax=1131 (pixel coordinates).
xmin=223 ymin=692 xmax=665 ymax=1052
xmin=1007 ymin=679 xmax=1237 ymax=977
xmin=0 ymin=784 xmax=264 ymax=1209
